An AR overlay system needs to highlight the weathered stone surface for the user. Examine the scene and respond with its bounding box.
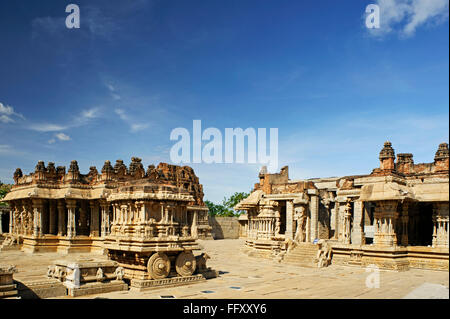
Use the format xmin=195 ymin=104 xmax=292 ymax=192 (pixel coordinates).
xmin=236 ymin=142 xmax=449 ymax=271
xmin=209 ymin=216 xmax=240 ymax=239
xmin=0 ymin=160 xmax=212 ymax=253
xmin=0 ymin=264 xmax=18 ymax=298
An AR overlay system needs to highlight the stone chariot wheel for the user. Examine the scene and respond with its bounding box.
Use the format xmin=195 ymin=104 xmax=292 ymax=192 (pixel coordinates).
xmin=147 ymin=252 xmax=171 ymax=279
xmin=175 ymin=251 xmax=196 ymax=277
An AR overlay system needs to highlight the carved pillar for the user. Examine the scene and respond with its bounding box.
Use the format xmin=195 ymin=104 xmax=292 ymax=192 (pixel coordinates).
xmin=343 ymin=200 xmax=352 ymax=244
xmin=432 ymin=202 xmax=449 ymax=248
xmin=66 ymin=199 xmax=76 ymax=239
xmin=49 ymin=200 xmax=56 ymax=235
xmin=9 ymin=204 xmax=14 ymax=234
xmin=401 ymin=202 xmax=409 ymax=246
xmin=309 ymin=194 xmax=319 ymax=241
xmin=351 ymin=201 xmax=365 ymax=245
xmin=121 ymin=204 xmax=128 ymax=224
xmin=164 ymin=204 xmax=171 ymax=224
xmin=337 ymin=203 xmax=346 ymax=241
xmin=191 ymin=209 xmax=198 ymax=238
xmin=286 ymin=200 xmax=294 ymax=240
xmin=100 ymin=201 xmax=110 ymax=237
xmin=32 ymin=199 xmax=44 ymax=237
xmin=373 ymin=200 xmax=399 ymax=247
xmin=90 ymin=201 xmax=100 ymax=237
xmin=305 ymin=214 xmax=310 ymax=243
xmin=57 ymin=200 xmax=66 ymax=236
xmin=333 ymin=201 xmax=340 ymax=239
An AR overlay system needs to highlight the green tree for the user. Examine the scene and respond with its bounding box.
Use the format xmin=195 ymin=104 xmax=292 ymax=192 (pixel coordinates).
xmin=205 ymin=192 xmax=250 ymax=217
xmin=0 ymin=181 xmax=12 ymax=207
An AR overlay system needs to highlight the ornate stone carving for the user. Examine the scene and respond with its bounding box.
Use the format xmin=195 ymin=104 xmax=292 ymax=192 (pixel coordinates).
xmin=175 ymin=251 xmax=197 ymax=277
xmin=147 ymin=253 xmax=171 ymax=279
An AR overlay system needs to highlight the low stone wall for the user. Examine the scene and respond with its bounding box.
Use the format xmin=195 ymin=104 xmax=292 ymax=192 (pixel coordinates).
xmin=208 ymin=217 xmax=240 ymax=239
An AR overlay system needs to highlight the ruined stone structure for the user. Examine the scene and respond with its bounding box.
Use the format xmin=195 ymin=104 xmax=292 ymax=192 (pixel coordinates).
xmin=236 ymin=142 xmax=449 ymax=271
xmin=1 ymin=158 xmax=212 ymax=254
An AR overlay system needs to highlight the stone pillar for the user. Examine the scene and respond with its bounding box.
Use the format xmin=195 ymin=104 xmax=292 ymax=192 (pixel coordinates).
xmin=342 ymin=200 xmax=352 ymax=244
xmin=32 ymin=199 xmax=44 ymax=237
xmin=57 ymin=200 xmax=66 ymax=236
xmin=401 ymin=202 xmax=409 ymax=246
xmin=9 ymin=204 xmax=14 ymax=234
xmin=351 ymin=201 xmax=365 ymax=245
xmin=100 ymin=201 xmax=110 ymax=237
xmin=121 ymin=204 xmax=128 ymax=224
xmin=90 ymin=201 xmax=100 ymax=237
xmin=432 ymin=202 xmax=449 ymax=248
xmin=308 ymin=191 xmax=319 ymax=241
xmin=0 ymin=211 xmax=3 ymax=234
xmin=333 ymin=201 xmax=340 ymax=239
xmin=49 ymin=200 xmax=56 ymax=235
xmin=66 ymin=199 xmax=76 ymax=239
xmin=305 ymin=215 xmax=310 ymax=243
xmin=373 ymin=200 xmax=398 ymax=247
xmin=286 ymin=200 xmax=294 ymax=240
xmin=191 ymin=210 xmax=198 ymax=238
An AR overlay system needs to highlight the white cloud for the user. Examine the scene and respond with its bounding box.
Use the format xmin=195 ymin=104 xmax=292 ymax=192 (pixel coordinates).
xmin=0 ymin=103 xmax=14 ymax=115
xmin=29 ymin=123 xmax=69 ymax=132
xmin=115 ymin=108 xmax=127 ymax=120
xmin=80 ymin=107 xmax=100 ymax=120
xmin=367 ymin=0 xmax=449 ymax=37
xmin=115 ymin=108 xmax=149 ymax=133
xmin=55 ymin=133 xmax=71 ymax=141
xmin=0 ymin=102 xmax=25 ymax=123
xmin=131 ymin=123 xmax=149 ymax=132
xmin=0 ymin=144 xmax=13 ymax=154
xmin=105 ymin=82 xmax=121 ymax=100
xmin=0 ymin=115 xmax=14 ymax=123
xmin=106 ymin=83 xmax=115 ymax=92
xmin=47 ymin=133 xmax=71 ymax=144
xmin=28 ymin=107 xmax=100 ymax=133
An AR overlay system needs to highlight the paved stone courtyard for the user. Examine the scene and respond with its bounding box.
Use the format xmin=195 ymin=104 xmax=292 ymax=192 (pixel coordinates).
xmin=1 ymin=239 xmax=448 ymax=299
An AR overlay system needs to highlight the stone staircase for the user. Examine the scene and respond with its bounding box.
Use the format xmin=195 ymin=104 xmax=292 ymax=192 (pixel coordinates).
xmin=0 ymin=235 xmax=20 ymax=252
xmin=282 ymin=242 xmax=320 ymax=267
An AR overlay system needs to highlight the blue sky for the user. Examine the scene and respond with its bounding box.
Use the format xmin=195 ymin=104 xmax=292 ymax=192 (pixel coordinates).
xmin=0 ymin=0 xmax=448 ymax=203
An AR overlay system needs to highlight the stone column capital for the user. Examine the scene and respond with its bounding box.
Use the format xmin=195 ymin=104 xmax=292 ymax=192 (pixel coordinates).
xmin=32 ymin=198 xmax=44 ymax=207
xmin=65 ymin=199 xmax=77 ymax=208
xmin=57 ymin=200 xmax=66 ymax=209
xmin=89 ymin=200 xmax=99 ymax=208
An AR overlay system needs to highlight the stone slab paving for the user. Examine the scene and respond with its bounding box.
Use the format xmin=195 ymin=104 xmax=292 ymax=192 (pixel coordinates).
xmin=1 ymin=239 xmax=448 ymax=299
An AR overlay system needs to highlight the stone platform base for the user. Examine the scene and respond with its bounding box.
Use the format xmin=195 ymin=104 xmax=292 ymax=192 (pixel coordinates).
xmin=130 ymin=274 xmax=206 ymax=292
xmin=0 ymin=284 xmax=18 ymax=298
xmin=0 ymin=245 xmax=21 ymax=252
xmin=0 ymin=265 xmax=19 ymax=299
xmin=18 ymin=236 xmax=105 ymax=255
xmin=16 ymin=279 xmax=67 ymax=299
xmin=67 ymin=280 xmax=128 ymax=297
xmin=244 ymin=239 xmax=287 ymax=260
xmin=331 ymin=244 xmax=449 ymax=271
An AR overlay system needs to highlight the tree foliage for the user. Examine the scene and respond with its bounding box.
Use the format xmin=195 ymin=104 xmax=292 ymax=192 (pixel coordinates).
xmin=205 ymin=192 xmax=250 ymax=217
xmin=0 ymin=181 xmax=12 ymax=207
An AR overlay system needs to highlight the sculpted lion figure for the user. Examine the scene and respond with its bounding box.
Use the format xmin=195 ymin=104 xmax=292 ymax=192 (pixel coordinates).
xmin=195 ymin=253 xmax=210 ymax=272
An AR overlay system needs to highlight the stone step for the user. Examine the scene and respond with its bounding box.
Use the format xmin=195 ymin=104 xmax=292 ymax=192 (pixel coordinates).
xmin=282 ymin=243 xmax=319 ymax=267
xmin=0 ymin=290 xmax=18 ymax=298
xmin=0 ymin=284 xmax=17 ymax=292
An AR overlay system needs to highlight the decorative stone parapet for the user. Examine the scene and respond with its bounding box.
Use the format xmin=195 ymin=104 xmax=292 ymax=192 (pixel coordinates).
xmin=0 ymin=265 xmax=18 ymax=298
xmin=47 ymin=259 xmax=128 ymax=297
